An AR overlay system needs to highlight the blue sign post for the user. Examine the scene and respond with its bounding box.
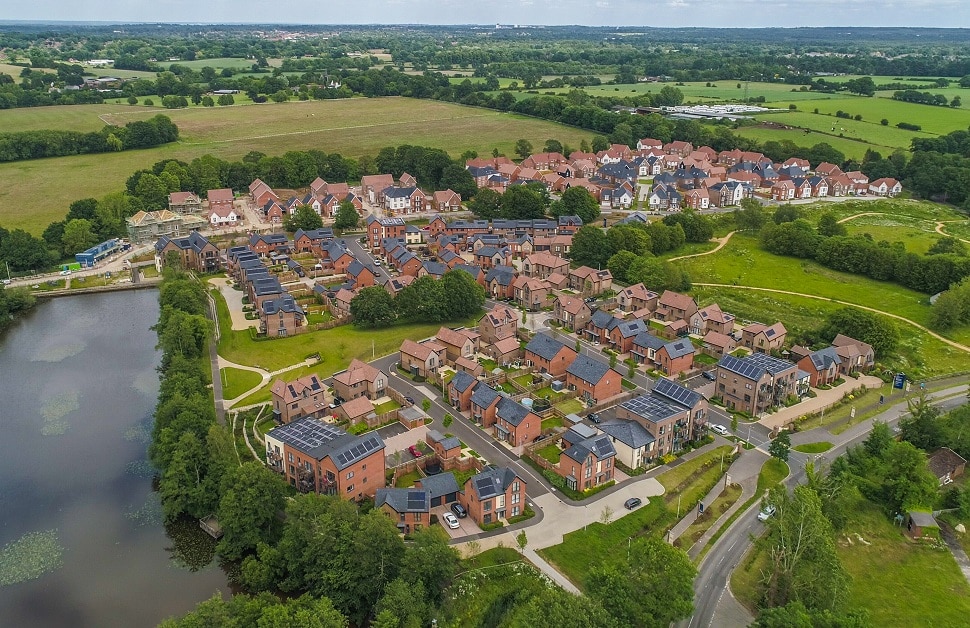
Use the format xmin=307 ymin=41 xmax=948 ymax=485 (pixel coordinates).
xmin=893 ymin=373 xmax=906 ymax=390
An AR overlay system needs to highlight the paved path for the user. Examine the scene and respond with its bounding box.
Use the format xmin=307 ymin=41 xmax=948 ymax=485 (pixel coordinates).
xmin=693 ymin=283 xmax=970 ymax=354
xmin=668 ymin=231 xmax=737 ymax=262
xmin=935 ymin=220 xmax=970 ymax=244
xmin=756 ymin=374 xmax=884 ymax=431
xmin=940 ymin=523 xmax=970 ymax=586
xmin=209 ymin=277 xmax=256 ymax=331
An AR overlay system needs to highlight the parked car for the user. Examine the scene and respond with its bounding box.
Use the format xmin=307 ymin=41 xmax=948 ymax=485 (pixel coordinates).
xmin=451 ymin=503 xmax=468 ymax=518
xmin=584 ymin=297 xmax=597 ymax=304
xmin=624 ymin=497 xmax=642 ymax=510
xmin=702 ymin=370 xmax=716 ymax=381
xmin=442 ymin=512 xmax=461 ymax=529
xmin=710 ymin=424 xmax=730 ymax=437
xmin=404 ymin=396 xmax=415 ymax=405
xmin=757 ymin=504 xmax=776 ymax=522
xmin=587 ymin=412 xmax=601 ymax=424
xmin=408 ymin=445 xmax=422 ymax=458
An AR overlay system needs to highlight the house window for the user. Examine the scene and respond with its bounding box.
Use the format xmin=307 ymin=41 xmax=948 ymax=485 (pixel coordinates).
xmin=512 ymin=506 xmax=520 ymax=517
xmin=287 ymin=453 xmax=294 ymax=463
xmin=512 ymin=493 xmax=520 ymax=504
xmin=346 ymin=484 xmax=354 ymax=493
xmin=346 ymin=471 xmax=354 ymax=480
xmin=413 ymin=512 xmax=422 ymax=522
xmin=483 ymin=500 xmax=492 ymax=512
xmin=512 ymin=481 xmax=520 ymax=493
xmin=585 ymin=465 xmax=592 ymax=479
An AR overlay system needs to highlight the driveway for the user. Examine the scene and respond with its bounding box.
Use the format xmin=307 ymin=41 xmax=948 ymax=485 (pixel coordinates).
xmin=434 ymin=504 xmax=480 ymax=539
xmin=209 ymin=277 xmax=255 ymax=331
xmin=381 ymin=424 xmax=429 ymax=455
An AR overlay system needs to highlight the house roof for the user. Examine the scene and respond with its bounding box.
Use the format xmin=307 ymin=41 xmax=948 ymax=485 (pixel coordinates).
xmin=806 ymin=346 xmax=842 ymax=371
xmin=703 ymin=331 xmax=735 ymax=349
xmin=436 ymin=326 xmax=473 ymax=348
xmin=376 ymin=488 xmax=429 ymax=514
xmin=557 ymin=295 xmax=590 ymax=316
xmin=589 ymin=309 xmax=618 ymax=330
xmin=262 ymin=294 xmax=305 ymax=317
xmin=492 ymin=336 xmax=521 ymax=356
xmin=449 ymin=370 xmax=477 ymax=394
xmin=599 ymin=420 xmax=656 ymax=449
xmin=525 ymin=333 xmax=571 ymax=361
xmin=427 ymin=430 xmax=462 ymax=453
xmin=620 ymin=394 xmax=683 ymax=424
xmin=418 ymin=472 xmax=460 ymax=499
xmin=470 ymin=382 xmax=502 ymax=409
xmin=468 ymin=466 xmax=519 ymax=500
xmin=340 ymin=395 xmax=375 ymax=419
xmin=718 ymin=353 xmax=796 ymax=379
xmin=633 ymin=330 xmax=666 ymax=351
xmin=271 ymin=374 xmax=324 ymax=403
xmin=566 ymin=353 xmax=612 ymax=385
xmin=485 ymin=265 xmax=517 ymax=286
xmin=268 ymin=416 xmax=384 ymax=469
xmin=928 ymin=447 xmax=967 ymax=479
xmin=908 ymin=511 xmax=939 ymax=528
xmin=652 ymin=377 xmax=703 ymax=409
xmin=562 ymin=434 xmax=617 ymax=464
xmin=401 ymin=338 xmax=444 ymax=361
xmin=658 ymin=290 xmax=696 ymax=312
xmin=495 ymin=397 xmax=534 ymax=427
xmin=614 ymin=319 xmax=648 ymax=339
xmin=333 ymin=359 xmax=382 ymax=386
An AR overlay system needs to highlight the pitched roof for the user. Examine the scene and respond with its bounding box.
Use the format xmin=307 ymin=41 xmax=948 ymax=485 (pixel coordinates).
xmin=468 ymin=466 xmax=519 ymax=500
xmin=268 ymin=416 xmax=384 ymax=469
xmin=718 ymin=353 xmax=796 ymax=379
xmin=652 ymin=377 xmax=702 ymax=409
xmin=449 ymin=370 xmax=477 ymax=394
xmin=436 ymin=326 xmax=473 ymax=348
xmin=633 ymin=330 xmax=666 ymax=351
xmin=599 ymin=420 xmax=656 ymax=449
xmin=271 ymin=374 xmax=324 ymax=403
xmin=417 ymin=472 xmax=460 ymax=499
xmin=495 ymin=397 xmax=535 ymax=427
xmin=620 ymin=394 xmax=682 ymax=424
xmin=661 ymin=339 xmax=695 ymax=360
xmin=470 ymin=382 xmax=502 ymax=409
xmin=614 ymin=319 xmax=648 ymax=339
xmin=703 ymin=331 xmax=735 ymax=349
xmin=562 ymin=434 xmax=616 ymax=464
xmin=928 ymin=447 xmax=967 ymax=479
xmin=806 ymin=346 xmax=842 ymax=371
xmin=658 ymin=290 xmax=696 ymax=312
xmin=340 ymin=395 xmax=375 ymax=419
xmin=333 ymin=359 xmax=382 ymax=386
xmin=492 ymin=336 xmax=521 ymax=356
xmin=401 ymin=339 xmax=444 ymax=361
xmin=427 ymin=429 xmax=462 ymax=453
xmin=376 ymin=488 xmax=429 ymax=514
xmin=566 ymin=353 xmax=612 ymax=384
xmin=524 ymin=333 xmax=571 ymax=361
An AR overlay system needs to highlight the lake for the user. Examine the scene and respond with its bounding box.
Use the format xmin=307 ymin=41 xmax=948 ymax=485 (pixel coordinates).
xmin=0 ymin=290 xmax=228 ymax=627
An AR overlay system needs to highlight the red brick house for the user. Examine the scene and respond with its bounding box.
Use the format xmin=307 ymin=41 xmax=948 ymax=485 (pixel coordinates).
xmin=493 ymin=397 xmax=541 ymax=447
xmin=400 ymin=339 xmax=446 ymax=378
xmin=656 ymin=290 xmax=698 ymax=323
xmin=554 ymin=295 xmax=592 ymax=331
xmin=435 ymin=327 xmax=478 ymax=364
xmin=701 ymin=331 xmax=736 ymax=359
xmin=376 ymin=488 xmax=430 ymax=534
xmin=271 ymin=373 xmax=329 ymax=424
xmin=741 ymin=322 xmax=787 ymax=353
xmin=655 ymin=339 xmax=696 ymax=377
xmin=447 ymin=371 xmax=479 ymax=412
xmin=689 ymin=303 xmax=735 ymax=336
xmin=524 ymin=334 xmax=577 ymax=377
xmin=460 ymin=467 xmax=527 ymax=526
xmin=332 ymin=359 xmax=387 ymax=401
xmin=555 ymin=427 xmax=616 ymax=491
xmin=795 ymin=346 xmax=842 ymax=387
xmin=565 ymin=354 xmax=622 ymax=404
xmin=265 ymin=417 xmax=385 ymax=499
xmin=522 ymin=252 xmax=569 ymax=279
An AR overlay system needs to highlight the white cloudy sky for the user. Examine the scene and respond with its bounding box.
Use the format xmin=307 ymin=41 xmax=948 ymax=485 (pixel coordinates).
xmin=5 ymin=0 xmax=969 ymax=28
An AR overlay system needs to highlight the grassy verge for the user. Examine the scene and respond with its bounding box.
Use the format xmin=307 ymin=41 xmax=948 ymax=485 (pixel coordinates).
xmin=674 ymin=483 xmax=743 ymax=551
xmin=792 ymin=441 xmax=834 ymax=454
xmin=220 ymin=367 xmax=264 ymax=400
xmin=538 ymin=445 xmax=731 ymax=589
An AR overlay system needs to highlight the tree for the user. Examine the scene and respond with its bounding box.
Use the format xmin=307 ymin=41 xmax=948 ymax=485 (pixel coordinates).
xmin=587 ymin=536 xmax=696 ymax=627
xmin=61 ymin=218 xmax=98 ymax=254
xmin=501 ymin=184 xmax=547 ymax=220
xmin=899 ymin=391 xmax=944 ymax=451
xmin=769 ymin=430 xmax=792 ymax=463
xmin=350 ymin=286 xmax=397 ymax=328
xmin=468 ymin=187 xmax=502 ymax=220
xmin=773 ymin=205 xmax=803 ymax=224
xmin=607 ymin=250 xmax=638 ymax=283
xmin=216 ymin=462 xmax=287 ymax=560
xmin=395 ymin=275 xmax=446 ymax=323
xmin=543 ymin=139 xmax=563 ymax=154
xmin=591 ymin=135 xmax=610 ymax=152
xmin=158 ymin=432 xmax=212 ymax=521
xmin=819 ymin=307 xmax=899 ymax=356
xmin=514 ymin=138 xmax=533 ymax=159
xmin=333 ymin=200 xmax=360 ymax=231
xmin=817 ymin=212 xmax=847 ymax=237
xmin=516 ymin=530 xmax=528 ymax=553
xmin=607 ymin=223 xmax=651 ymax=256
xmin=626 ymin=255 xmax=691 ymax=292
xmin=550 ymin=186 xmax=600 ymax=224
xmin=735 ymin=198 xmax=769 ymax=231
xmin=217 ymin=94 xmax=234 ymax=106
xmin=438 ymin=164 xmax=477 ymax=200
xmin=442 ymin=268 xmax=485 ymax=319
xmin=375 ymin=578 xmax=427 ymax=628
xmin=571 ymin=225 xmax=612 ymax=269
xmin=881 ymin=441 xmax=939 ymax=514
xmin=510 ymin=587 xmax=616 ymax=628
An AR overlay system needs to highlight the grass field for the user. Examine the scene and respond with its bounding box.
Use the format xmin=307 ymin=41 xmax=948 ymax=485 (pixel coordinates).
xmin=0 ymin=97 xmax=594 ymax=234
xmin=841 ymin=213 xmax=946 ymax=254
xmin=0 ymin=103 xmax=154 ymax=133
xmin=220 ymin=367 xmax=264 ymax=400
xmin=751 ymin=109 xmax=935 ymax=151
xmin=729 ymin=125 xmax=875 ymax=161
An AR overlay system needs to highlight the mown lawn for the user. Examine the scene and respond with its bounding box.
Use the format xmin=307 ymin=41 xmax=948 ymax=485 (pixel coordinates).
xmin=213 ymin=287 xmax=481 ymax=373
xmin=220 ymin=367 xmax=264 ymax=400
xmin=730 ymin=125 xmax=874 ymax=161
xmin=792 ymin=441 xmax=833 ymax=454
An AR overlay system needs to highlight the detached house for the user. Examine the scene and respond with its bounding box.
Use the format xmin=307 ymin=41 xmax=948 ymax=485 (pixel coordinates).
xmin=568 ymin=266 xmax=613 ymax=296
xmin=869 ymin=178 xmax=902 ymax=197
xmin=617 ymin=283 xmax=659 ymax=314
xmin=831 ymin=334 xmax=875 ymax=374
xmin=656 ymin=290 xmax=698 ymax=323
xmin=332 ymin=359 xmax=387 ymax=402
xmin=448 ymin=371 xmax=479 ymax=412
xmin=556 ymin=428 xmax=616 ymax=491
xmin=376 ymin=488 xmax=430 ymax=534
xmin=554 ymin=295 xmax=593 ymax=331
xmin=795 ymin=346 xmax=843 ymax=387
xmin=524 ymin=334 xmax=577 ymax=377
xmin=493 ymin=397 xmax=541 ymax=446
xmin=399 ymin=339 xmax=446 ymax=379
xmin=615 ymin=378 xmax=708 ymax=457
xmin=460 ymin=467 xmax=527 ymax=527
xmin=479 ymin=305 xmax=518 ymax=345
xmin=435 ymin=327 xmax=478 ymax=364
xmin=271 ymin=373 xmax=328 ymax=424
xmin=522 ymin=252 xmax=569 ymax=279
xmin=655 ymin=339 xmax=696 ymax=376
xmin=565 ymin=354 xmax=622 ymax=404
xmin=741 ymin=322 xmax=787 ymax=354
xmin=690 ymin=304 xmax=735 ymax=336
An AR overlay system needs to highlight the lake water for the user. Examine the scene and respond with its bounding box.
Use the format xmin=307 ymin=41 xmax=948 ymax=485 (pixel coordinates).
xmin=0 ymin=290 xmax=228 ymax=627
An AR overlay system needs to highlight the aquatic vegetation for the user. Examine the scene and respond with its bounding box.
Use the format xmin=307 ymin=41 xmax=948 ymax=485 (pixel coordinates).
xmin=0 ymin=530 xmax=64 ymax=587
xmin=39 ymin=391 xmax=79 ymax=436
xmin=30 ymin=342 xmax=85 ymax=363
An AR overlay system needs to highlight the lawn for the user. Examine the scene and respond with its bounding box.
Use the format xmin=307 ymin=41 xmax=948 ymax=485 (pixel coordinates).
xmin=672 ymin=482 xmax=743 ymax=551
xmin=537 ymin=443 xmax=562 ymax=464
xmin=220 ymin=367 xmax=264 ymax=400
xmin=729 ymin=124 xmax=874 ymax=161
xmin=554 ymin=398 xmax=584 ymax=415
xmin=0 ymin=97 xmax=594 ymax=234
xmin=792 ymin=441 xmax=833 ymax=454
xmin=213 ymin=287 xmax=482 ymax=373
xmin=838 ymin=495 xmax=970 ymax=626
xmin=540 ymin=416 xmax=563 ymax=431
xmin=394 ymin=470 xmax=422 ymax=488
xmin=757 ymin=458 xmax=790 ymax=494
xmin=373 ymin=399 xmax=402 ymax=415
xmin=841 ymin=213 xmax=945 ymax=254
xmin=539 ymin=445 xmax=732 ymax=589
xmin=0 ymin=103 xmax=150 ymax=133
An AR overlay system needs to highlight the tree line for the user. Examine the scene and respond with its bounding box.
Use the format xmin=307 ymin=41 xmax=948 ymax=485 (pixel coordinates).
xmin=0 ymin=114 xmax=178 ymax=163
xmin=0 ymin=283 xmax=35 ymax=335
xmin=906 ymin=127 xmax=970 ymax=208
xmin=350 ymin=268 xmax=486 ymax=328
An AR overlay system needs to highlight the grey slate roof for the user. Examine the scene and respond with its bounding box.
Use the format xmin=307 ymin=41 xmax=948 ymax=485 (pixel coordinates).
xmin=525 ymin=333 xmax=570 ymax=361
xmin=423 ymin=261 xmax=448 ymax=277
xmin=496 ymin=397 xmax=532 ymax=427
xmin=615 ymin=319 xmax=648 ymax=338
xmin=419 ymin=472 xmax=460 ymax=500
xmin=449 ymin=370 xmax=477 ymax=394
xmin=383 ymin=186 xmax=419 ymax=199
xmin=562 ymin=434 xmax=616 ymax=464
xmin=427 ymin=429 xmax=462 ymax=452
xmin=376 ymin=488 xmax=429 ymax=513
xmin=599 ymin=420 xmax=656 ymax=449
xmin=470 ymin=382 xmax=502 ymax=410
xmin=262 ymin=294 xmax=305 ymax=317
xmin=566 ymin=353 xmax=611 ymax=385
xmin=268 ymin=416 xmax=384 ymax=469
xmin=807 ymin=346 xmax=842 ymax=371
xmin=485 ymin=265 xmax=516 ymax=286
xmin=589 ymin=309 xmax=618 ymax=330
xmin=469 ymin=466 xmax=518 ymax=500
xmin=662 ymin=339 xmax=695 ymax=359
xmin=633 ymin=330 xmax=666 ymax=351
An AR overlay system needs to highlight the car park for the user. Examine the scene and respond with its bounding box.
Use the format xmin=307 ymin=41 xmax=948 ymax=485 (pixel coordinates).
xmin=587 ymin=412 xmax=601 ymax=424
xmin=757 ymin=504 xmax=776 ymax=522
xmin=450 ymin=503 xmax=468 ymax=518
xmin=442 ymin=512 xmax=460 ymax=529
xmin=702 ymin=371 xmax=716 ymax=381
xmin=710 ymin=424 xmax=730 ymax=437
xmin=624 ymin=497 xmax=642 ymax=510
xmin=408 ymin=445 xmax=422 ymax=458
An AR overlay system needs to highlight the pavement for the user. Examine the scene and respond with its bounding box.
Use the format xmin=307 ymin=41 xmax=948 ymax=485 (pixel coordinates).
xmin=758 ymin=374 xmax=885 ymax=430
xmin=940 ymin=523 xmax=970 ymax=586
xmin=209 ymin=277 xmax=256 ymax=330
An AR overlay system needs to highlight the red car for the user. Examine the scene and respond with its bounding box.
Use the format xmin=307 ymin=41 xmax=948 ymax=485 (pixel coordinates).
xmin=408 ymin=445 xmax=422 ymax=458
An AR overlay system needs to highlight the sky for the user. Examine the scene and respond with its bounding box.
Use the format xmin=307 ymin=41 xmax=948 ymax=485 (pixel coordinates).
xmin=4 ymin=0 xmax=970 ymax=29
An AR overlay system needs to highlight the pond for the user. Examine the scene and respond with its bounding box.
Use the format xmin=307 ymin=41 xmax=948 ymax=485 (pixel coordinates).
xmin=0 ymin=290 xmax=228 ymax=627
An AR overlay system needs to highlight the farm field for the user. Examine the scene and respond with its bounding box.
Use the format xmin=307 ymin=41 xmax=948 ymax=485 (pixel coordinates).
xmin=729 ymin=124 xmax=874 ymax=160
xmin=762 ymin=97 xmax=970 ymax=137
xmin=0 ymin=97 xmax=593 ymax=234
xmin=0 ymin=103 xmax=152 ymax=133
xmin=751 ymin=109 xmax=934 ymax=151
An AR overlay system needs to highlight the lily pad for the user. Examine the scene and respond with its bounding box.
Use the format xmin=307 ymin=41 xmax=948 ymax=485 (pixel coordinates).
xmin=0 ymin=530 xmax=64 ymax=587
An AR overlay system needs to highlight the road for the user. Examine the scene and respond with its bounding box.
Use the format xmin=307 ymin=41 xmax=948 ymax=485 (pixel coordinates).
xmin=683 ymin=387 xmax=969 ymax=628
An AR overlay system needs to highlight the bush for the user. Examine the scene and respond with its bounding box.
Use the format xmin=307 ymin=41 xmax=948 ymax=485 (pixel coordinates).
xmin=481 ymin=521 xmax=505 ymax=531
xmin=897 ymin=121 xmax=922 ymax=131
xmin=508 ymin=506 xmax=536 ymax=524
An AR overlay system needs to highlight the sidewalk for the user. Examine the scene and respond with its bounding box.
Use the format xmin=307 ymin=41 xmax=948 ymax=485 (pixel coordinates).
xmin=759 ymin=374 xmax=884 ymax=430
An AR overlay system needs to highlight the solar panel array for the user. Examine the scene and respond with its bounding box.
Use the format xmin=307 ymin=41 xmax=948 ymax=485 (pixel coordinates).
xmin=653 ymin=378 xmax=699 ymax=409
xmin=334 ymin=435 xmax=383 ymax=468
xmin=744 ymin=352 xmax=795 ymax=375
xmin=620 ymin=394 xmax=680 ymax=423
xmin=407 ymin=490 xmax=428 ymax=511
xmin=276 ymin=419 xmax=343 ymax=451
xmin=718 ymin=354 xmax=765 ymax=379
